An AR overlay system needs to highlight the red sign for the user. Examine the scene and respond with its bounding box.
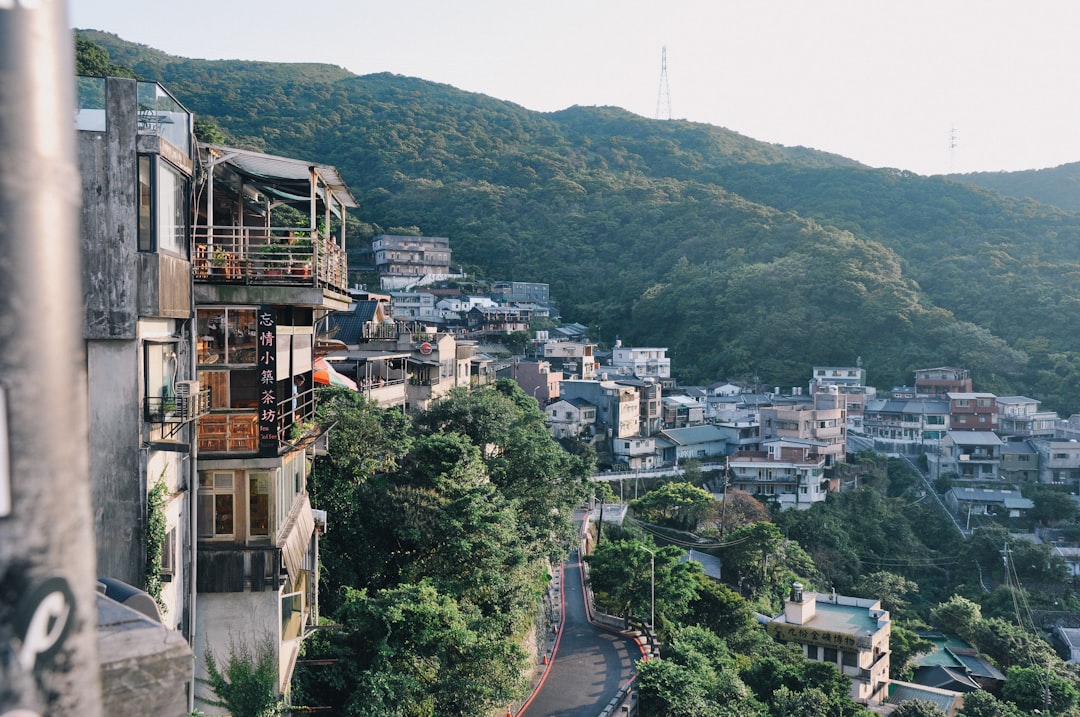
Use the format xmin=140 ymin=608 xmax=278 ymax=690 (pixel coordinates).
xmin=420 ymin=342 xmax=432 ymax=355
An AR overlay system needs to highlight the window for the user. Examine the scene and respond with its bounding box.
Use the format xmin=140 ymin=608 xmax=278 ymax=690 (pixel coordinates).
xmin=955 ymin=399 xmax=970 ymax=407
xmin=144 ymin=341 xmax=179 ymax=417
xmin=136 ymin=154 xmax=188 ymax=256
xmin=198 ymin=472 xmax=234 ymax=539
xmin=161 ymin=527 xmax=176 ymax=577
xmin=249 ymin=473 xmax=270 ymax=538
xmin=807 ymin=645 xmax=819 ymax=659
xmin=823 ymin=647 xmax=838 ymax=664
xmin=841 ymin=651 xmax=857 ymax=668
xmin=977 ymin=398 xmax=992 ymax=407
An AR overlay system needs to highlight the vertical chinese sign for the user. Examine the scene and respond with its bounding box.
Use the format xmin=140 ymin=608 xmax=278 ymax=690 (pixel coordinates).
xmin=258 ymin=305 xmax=278 ymax=456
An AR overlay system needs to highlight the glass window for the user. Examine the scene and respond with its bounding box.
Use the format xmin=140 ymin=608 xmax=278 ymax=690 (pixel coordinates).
xmin=145 ymin=342 xmax=179 ymax=416
xmin=225 ymin=308 xmax=257 ymax=364
xmin=161 ymin=527 xmax=175 ymax=575
xmin=157 ymin=160 xmax=187 ymax=256
xmin=138 ymin=156 xmax=152 ymax=251
xmin=841 ymin=651 xmax=857 ymax=668
xmin=249 ymin=473 xmax=270 ymax=538
xmin=198 ymin=472 xmax=234 ymax=539
xmin=823 ymin=647 xmax=838 ymax=664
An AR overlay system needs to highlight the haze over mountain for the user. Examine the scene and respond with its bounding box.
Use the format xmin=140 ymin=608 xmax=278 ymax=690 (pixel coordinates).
xmin=78 ymin=31 xmax=1080 ymax=415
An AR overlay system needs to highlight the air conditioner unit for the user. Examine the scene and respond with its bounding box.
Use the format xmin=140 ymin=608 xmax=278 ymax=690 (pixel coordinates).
xmin=174 ymin=381 xmax=200 ymax=420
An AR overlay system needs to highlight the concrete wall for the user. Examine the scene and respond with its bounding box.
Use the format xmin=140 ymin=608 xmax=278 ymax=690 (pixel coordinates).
xmin=195 ymin=590 xmax=281 ymax=714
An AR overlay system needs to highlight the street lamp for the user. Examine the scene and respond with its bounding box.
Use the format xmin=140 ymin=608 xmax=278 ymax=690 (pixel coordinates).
xmin=638 ymin=545 xmax=655 ymax=630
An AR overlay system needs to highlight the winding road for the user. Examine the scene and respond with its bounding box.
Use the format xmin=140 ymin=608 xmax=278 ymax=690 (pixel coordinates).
xmin=517 ymin=540 xmax=643 ymax=716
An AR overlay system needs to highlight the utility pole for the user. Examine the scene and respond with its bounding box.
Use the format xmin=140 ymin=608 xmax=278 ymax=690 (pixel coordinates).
xmin=0 ymin=2 xmax=104 ymax=714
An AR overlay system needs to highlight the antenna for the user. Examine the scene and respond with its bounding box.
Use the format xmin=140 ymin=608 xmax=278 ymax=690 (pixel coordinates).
xmin=656 ymin=46 xmax=672 ymax=120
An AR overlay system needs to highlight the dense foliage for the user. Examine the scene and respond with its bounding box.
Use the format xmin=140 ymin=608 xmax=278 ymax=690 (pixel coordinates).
xmin=294 ymin=383 xmax=590 ymax=715
xmin=76 ymin=31 xmax=1080 ymax=413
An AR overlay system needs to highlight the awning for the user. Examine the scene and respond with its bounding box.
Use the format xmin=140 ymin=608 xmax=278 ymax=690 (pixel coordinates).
xmin=313 ymin=356 xmax=358 ymax=390
xmin=277 ymin=493 xmax=315 ymax=581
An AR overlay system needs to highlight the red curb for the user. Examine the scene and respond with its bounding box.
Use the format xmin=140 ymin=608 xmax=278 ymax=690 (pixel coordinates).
xmin=515 ymin=562 xmax=566 ymax=716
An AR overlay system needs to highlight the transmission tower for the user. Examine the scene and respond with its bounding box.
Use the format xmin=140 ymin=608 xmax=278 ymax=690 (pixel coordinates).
xmin=949 ymin=126 xmax=958 ymax=173
xmin=656 ymin=46 xmax=672 ymax=120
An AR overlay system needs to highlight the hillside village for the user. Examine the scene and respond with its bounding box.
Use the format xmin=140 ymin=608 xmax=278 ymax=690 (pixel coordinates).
xmin=60 ymin=70 xmax=1080 ymax=717
xmin=340 ymin=237 xmax=1080 ymax=521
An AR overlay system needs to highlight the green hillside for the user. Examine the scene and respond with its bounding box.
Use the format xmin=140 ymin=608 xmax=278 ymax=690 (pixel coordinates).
xmin=956 ymin=162 xmax=1080 ymax=213
xmin=77 ymin=31 xmax=1080 ymax=414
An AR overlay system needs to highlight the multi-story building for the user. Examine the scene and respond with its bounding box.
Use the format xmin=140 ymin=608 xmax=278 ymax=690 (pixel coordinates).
xmin=727 ymin=439 xmax=829 ymax=510
xmin=862 ymin=398 xmax=950 ymax=455
xmin=932 ymin=431 xmax=1004 ymax=481
xmin=546 ymin=397 xmax=598 ymax=440
xmin=190 ymin=141 xmax=357 ymax=709
xmin=662 ymin=394 xmax=705 ymax=429
xmin=1031 ymin=438 xmax=1080 ymax=488
xmin=809 ymin=365 xmax=867 ymax=393
xmin=609 ymin=341 xmax=671 ymax=381
xmin=371 ymin=234 xmax=451 ymax=288
xmin=758 ymin=404 xmax=846 ymax=469
xmin=767 ymin=583 xmax=891 ymax=704
xmin=504 ymin=359 xmax=563 ymax=404
xmin=560 ymin=380 xmax=641 ymax=440
xmin=613 ymin=435 xmax=658 ymax=471
xmin=614 ymin=377 xmax=662 ymax=435
xmin=999 ymin=439 xmax=1039 ymax=483
xmin=915 ymin=367 xmax=973 ymax=398
xmin=491 ymin=280 xmax=550 ymax=305
xmin=390 ymin=290 xmax=439 ymax=320
xmin=997 ymin=396 xmax=1058 ymax=438
xmin=543 ymin=340 xmax=598 ymax=380
xmin=947 ymin=392 xmax=999 ymax=432
xmin=77 ymin=76 xmax=210 ymax=646
xmin=77 ymin=77 xmax=206 ymax=710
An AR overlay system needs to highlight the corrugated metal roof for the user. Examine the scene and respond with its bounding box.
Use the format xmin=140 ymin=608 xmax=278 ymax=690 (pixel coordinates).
xmin=203 ymin=143 xmax=359 ymax=208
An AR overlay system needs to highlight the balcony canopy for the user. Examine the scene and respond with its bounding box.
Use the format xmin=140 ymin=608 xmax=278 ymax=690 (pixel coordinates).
xmin=201 ymin=144 xmax=359 ymax=212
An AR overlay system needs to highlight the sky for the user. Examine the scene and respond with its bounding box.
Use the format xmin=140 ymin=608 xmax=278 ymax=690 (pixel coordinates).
xmin=68 ymin=0 xmax=1080 ymax=176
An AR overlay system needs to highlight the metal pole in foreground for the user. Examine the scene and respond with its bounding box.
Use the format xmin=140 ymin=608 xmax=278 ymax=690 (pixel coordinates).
xmin=0 ymin=2 xmax=103 ymax=715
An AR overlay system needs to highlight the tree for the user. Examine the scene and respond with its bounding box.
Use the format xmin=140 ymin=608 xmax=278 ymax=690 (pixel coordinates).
xmin=584 ymin=539 xmax=702 ymax=628
xmin=316 ymin=582 xmax=526 ymax=717
xmin=717 ymin=489 xmax=769 ymax=534
xmin=75 ymin=34 xmax=137 ymax=78
xmin=201 ymin=635 xmax=281 ymax=717
xmin=631 ymin=481 xmax=715 ymax=532
xmin=854 ymin=571 xmax=920 ymax=616
xmin=888 ymin=625 xmax=933 ymax=681
xmin=929 ymin=595 xmax=982 ymax=644
xmin=957 ymin=690 xmax=1022 ymax=717
xmin=1001 ymin=664 xmax=1078 ymax=714
xmin=890 ymin=700 xmax=946 ymax=717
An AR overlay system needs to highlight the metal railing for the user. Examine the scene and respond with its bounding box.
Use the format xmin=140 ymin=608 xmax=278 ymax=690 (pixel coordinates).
xmin=192 ymin=226 xmax=348 ymax=293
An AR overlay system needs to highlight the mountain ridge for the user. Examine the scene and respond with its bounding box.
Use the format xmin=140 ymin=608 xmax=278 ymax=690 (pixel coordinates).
xmin=76 ymin=30 xmax=1080 ymax=413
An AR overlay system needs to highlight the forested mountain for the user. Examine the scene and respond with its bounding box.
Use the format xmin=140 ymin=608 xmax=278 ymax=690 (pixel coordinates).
xmin=78 ymin=31 xmax=1080 ymax=413
xmin=957 ymin=162 xmax=1080 ymax=213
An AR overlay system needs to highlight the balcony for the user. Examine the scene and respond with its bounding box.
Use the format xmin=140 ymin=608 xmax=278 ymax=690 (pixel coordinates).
xmin=198 ymin=386 xmax=316 ymax=455
xmin=193 ymin=231 xmax=348 ymax=296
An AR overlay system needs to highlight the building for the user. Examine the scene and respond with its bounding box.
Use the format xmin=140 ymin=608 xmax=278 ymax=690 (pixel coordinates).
xmin=999 ymin=440 xmax=1039 ymax=483
xmin=996 ymin=396 xmax=1058 ymax=438
xmin=933 ymin=431 xmax=1004 ymax=481
xmin=1031 ymin=438 xmax=1080 ymax=487
xmin=503 ymin=358 xmax=563 ymax=404
xmin=371 ymin=234 xmax=451 ymax=287
xmin=662 ymin=394 xmax=705 ymax=429
xmin=654 ymin=425 xmax=729 ymax=465
xmin=546 ymin=398 xmax=598 ymax=440
xmin=809 ymin=365 xmax=867 ymax=393
xmin=614 ymin=377 xmax=662 ymax=435
xmin=861 ymin=398 xmax=950 ymax=456
xmin=915 ymin=367 xmax=973 ymax=398
xmin=728 ymin=439 xmax=829 ymax=510
xmin=947 ymin=393 xmax=999 ymax=432
xmin=390 ymin=290 xmax=439 ymax=320
xmin=191 ymin=141 xmax=357 ymax=709
xmin=609 ymin=341 xmax=671 ymax=380
xmin=944 ymin=488 xmax=1033 ymax=520
xmin=77 ymin=75 xmax=203 ymax=704
xmin=490 ymin=280 xmax=550 ymax=305
xmin=560 ymin=380 xmax=641 ymax=440
xmin=767 ymin=583 xmax=891 ymax=704
xmin=613 ymin=435 xmax=658 ymax=471
xmin=758 ymin=403 xmax=847 ymax=469
xmin=543 ymin=340 xmax=598 ymax=380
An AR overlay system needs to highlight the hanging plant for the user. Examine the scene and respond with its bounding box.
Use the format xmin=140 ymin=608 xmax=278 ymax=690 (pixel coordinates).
xmin=145 ymin=478 xmax=169 ymax=612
